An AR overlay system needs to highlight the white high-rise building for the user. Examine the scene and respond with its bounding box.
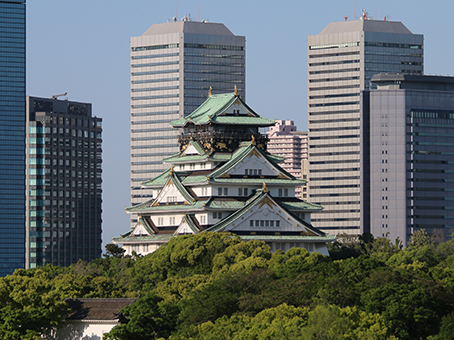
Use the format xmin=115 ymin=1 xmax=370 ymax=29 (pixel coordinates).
xmin=130 ymin=19 xmax=245 ymax=226
xmin=307 ymin=16 xmax=423 ymax=235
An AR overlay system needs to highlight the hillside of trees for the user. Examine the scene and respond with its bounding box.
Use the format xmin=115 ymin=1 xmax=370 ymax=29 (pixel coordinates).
xmin=2 ymin=231 xmax=454 ymax=339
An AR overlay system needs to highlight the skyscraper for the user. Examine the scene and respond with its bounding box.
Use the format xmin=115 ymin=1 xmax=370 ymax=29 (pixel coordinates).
xmin=130 ymin=19 xmax=245 ymax=226
xmin=307 ymin=16 xmax=423 ymax=236
xmin=0 ymin=0 xmax=26 ymax=276
xmin=26 ymin=96 xmax=102 ymax=268
xmin=366 ymin=74 xmax=454 ymax=245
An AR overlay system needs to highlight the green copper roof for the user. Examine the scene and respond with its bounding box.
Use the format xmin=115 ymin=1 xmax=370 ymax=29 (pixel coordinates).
xmin=126 ymin=200 xmax=207 ymax=213
xmin=112 ymin=233 xmax=173 ymax=243
xmin=279 ymin=200 xmax=323 ymax=212
xmin=210 ymin=178 xmax=305 ymax=185
xmin=171 ymin=92 xmax=275 ymax=127
xmin=238 ymin=235 xmax=336 ymax=242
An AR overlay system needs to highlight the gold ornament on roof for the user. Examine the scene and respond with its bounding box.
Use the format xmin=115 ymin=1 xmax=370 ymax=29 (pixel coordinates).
xmin=234 ymin=84 xmax=239 ymax=97
xmin=262 ymin=182 xmax=269 ymax=193
xmin=251 ymin=135 xmax=256 ymax=145
xmin=208 ymin=87 xmax=212 ymax=97
xmin=169 ymin=166 xmax=175 ymax=175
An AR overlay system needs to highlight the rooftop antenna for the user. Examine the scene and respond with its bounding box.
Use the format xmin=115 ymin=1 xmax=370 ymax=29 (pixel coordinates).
xmin=51 ymin=92 xmax=67 ymax=100
xmin=198 ymin=4 xmax=200 ymax=22
xmin=344 ymin=15 xmax=348 ymax=21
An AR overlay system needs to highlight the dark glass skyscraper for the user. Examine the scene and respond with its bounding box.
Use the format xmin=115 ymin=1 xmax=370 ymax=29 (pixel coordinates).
xmin=26 ymin=96 xmax=103 ymax=268
xmin=0 ymin=0 xmax=26 ymax=276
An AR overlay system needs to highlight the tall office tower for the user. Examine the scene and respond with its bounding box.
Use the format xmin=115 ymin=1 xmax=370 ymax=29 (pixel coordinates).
xmin=266 ymin=120 xmax=308 ymax=199
xmin=307 ymin=16 xmax=423 ymax=235
xmin=366 ymin=74 xmax=454 ymax=246
xmin=130 ymin=19 xmax=245 ymax=226
xmin=26 ymin=96 xmax=102 ymax=268
xmin=0 ymin=0 xmax=26 ymax=276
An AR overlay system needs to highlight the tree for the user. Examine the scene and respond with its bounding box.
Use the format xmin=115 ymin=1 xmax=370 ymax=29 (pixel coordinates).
xmin=104 ymin=244 xmax=126 ymax=258
xmin=104 ymin=292 xmax=178 ymax=340
xmin=0 ymin=269 xmax=68 ymax=339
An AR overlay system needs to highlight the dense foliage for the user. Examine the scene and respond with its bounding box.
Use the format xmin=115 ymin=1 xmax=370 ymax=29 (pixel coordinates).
xmin=3 ymin=231 xmax=454 ymax=339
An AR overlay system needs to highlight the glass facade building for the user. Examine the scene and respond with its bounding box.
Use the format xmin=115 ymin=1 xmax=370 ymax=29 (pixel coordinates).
xmin=130 ymin=20 xmax=245 ymax=227
xmin=26 ymin=97 xmax=102 ymax=268
xmin=0 ymin=0 xmax=26 ymax=276
xmin=367 ymin=74 xmax=454 ymax=246
xmin=307 ymin=18 xmax=423 ymax=236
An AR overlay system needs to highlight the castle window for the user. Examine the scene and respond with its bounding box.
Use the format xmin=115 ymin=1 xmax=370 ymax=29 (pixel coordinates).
xmin=244 ymin=188 xmax=248 ymax=196
xmin=200 ymin=215 xmax=206 ymax=224
xmin=238 ymin=188 xmax=243 ymax=196
xmin=284 ymin=188 xmax=288 ymax=196
xmin=157 ymin=217 xmax=163 ymax=225
xmin=278 ymin=188 xmax=283 ymax=197
xmin=250 ymin=220 xmax=254 ymax=227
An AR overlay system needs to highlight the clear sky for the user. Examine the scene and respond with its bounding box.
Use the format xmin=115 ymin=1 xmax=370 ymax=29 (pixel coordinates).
xmin=26 ymin=0 xmax=454 ymax=247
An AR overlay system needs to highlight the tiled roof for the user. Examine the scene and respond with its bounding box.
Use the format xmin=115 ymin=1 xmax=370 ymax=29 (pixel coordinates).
xmin=278 ymin=200 xmax=323 ymax=212
xmin=112 ymin=233 xmax=173 ymax=243
xmin=126 ymin=200 xmax=207 ymax=213
xmin=65 ymin=298 xmax=137 ymax=321
xmin=210 ymin=178 xmax=305 ymax=185
xmin=171 ymin=92 xmax=275 ymax=127
xmin=238 ymin=235 xmax=336 ymax=242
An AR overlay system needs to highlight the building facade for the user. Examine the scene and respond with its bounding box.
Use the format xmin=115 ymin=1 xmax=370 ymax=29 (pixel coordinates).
xmin=0 ymin=0 xmax=26 ymax=276
xmin=366 ymin=74 xmax=454 ymax=245
xmin=130 ymin=19 xmax=245 ymax=227
xmin=266 ymin=120 xmax=308 ymax=199
xmin=115 ymin=91 xmax=334 ymax=255
xmin=26 ymin=96 xmax=102 ymax=268
xmin=307 ymin=17 xmax=424 ymax=236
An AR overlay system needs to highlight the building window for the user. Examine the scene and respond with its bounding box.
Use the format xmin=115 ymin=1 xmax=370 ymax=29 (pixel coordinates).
xmin=213 ymin=212 xmax=222 ymax=219
xmin=200 ymin=215 xmax=206 ymax=224
xmin=224 ymin=188 xmax=228 ymax=196
xmin=238 ymin=188 xmax=243 ymax=196
xmin=170 ymin=217 xmax=175 ymax=225
xmin=158 ymin=217 xmax=163 ymax=225
xmin=278 ymin=188 xmax=283 ymax=197
xmin=244 ymin=188 xmax=248 ymax=196
xmin=284 ymin=188 xmax=288 ymax=196
xmin=218 ymin=187 xmax=222 ymax=196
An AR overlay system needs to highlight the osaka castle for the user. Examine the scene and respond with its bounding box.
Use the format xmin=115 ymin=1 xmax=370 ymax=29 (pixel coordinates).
xmin=113 ymin=88 xmax=335 ymax=255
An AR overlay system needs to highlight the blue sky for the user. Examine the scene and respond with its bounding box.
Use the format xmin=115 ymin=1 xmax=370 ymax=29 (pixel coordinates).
xmin=26 ymin=0 xmax=454 ymax=247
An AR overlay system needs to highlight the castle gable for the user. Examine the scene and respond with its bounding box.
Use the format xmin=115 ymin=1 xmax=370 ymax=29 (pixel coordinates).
xmin=207 ymin=191 xmax=322 ymax=237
